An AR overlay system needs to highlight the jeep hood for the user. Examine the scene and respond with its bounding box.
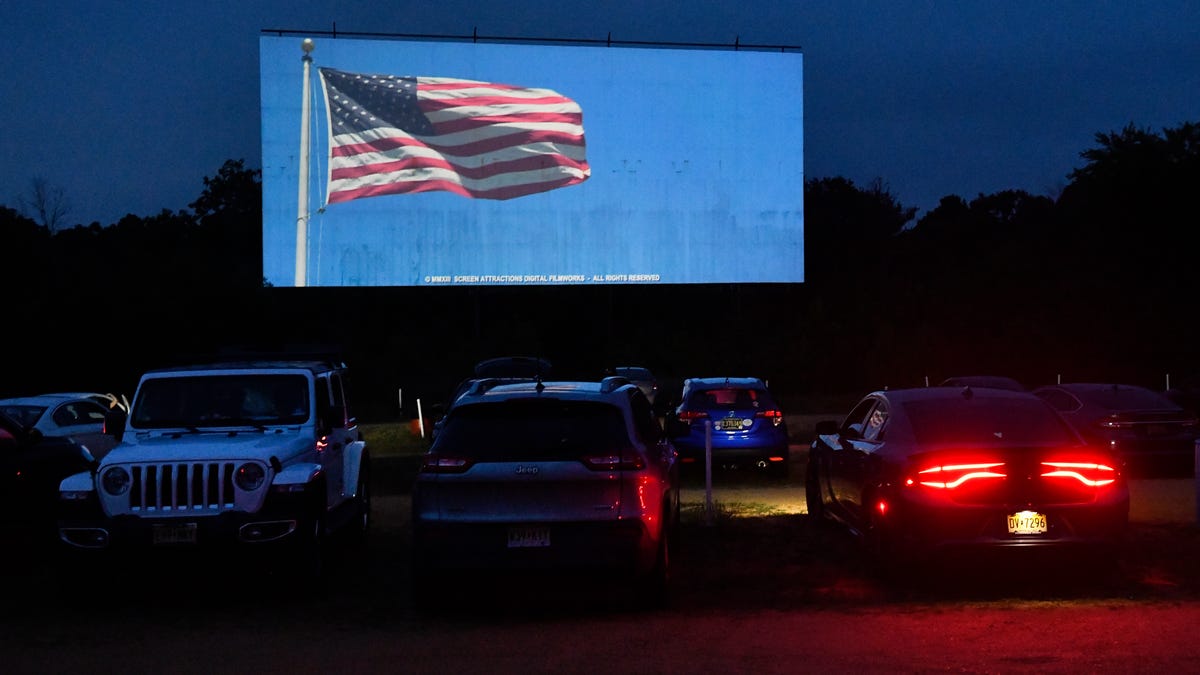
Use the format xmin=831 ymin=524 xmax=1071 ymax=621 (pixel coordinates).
xmin=101 ymin=430 xmax=313 ymax=465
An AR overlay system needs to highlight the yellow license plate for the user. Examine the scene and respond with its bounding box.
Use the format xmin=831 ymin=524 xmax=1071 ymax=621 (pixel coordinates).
xmin=719 ymin=418 xmax=745 ymax=430
xmin=1007 ymin=511 xmax=1047 ymax=535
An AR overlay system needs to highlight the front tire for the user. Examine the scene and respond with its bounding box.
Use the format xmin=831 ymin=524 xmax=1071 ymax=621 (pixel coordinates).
xmin=345 ymin=456 xmax=372 ymax=547
xmin=805 ymin=460 xmax=826 ymax=521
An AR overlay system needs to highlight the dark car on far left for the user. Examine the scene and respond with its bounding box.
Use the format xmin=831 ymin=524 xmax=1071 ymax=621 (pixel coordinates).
xmin=807 ymin=386 xmax=1129 ymax=567
xmin=0 ymin=409 xmax=97 ymax=549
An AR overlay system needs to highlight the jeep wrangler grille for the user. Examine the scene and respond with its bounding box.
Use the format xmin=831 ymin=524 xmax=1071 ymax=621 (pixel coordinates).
xmin=130 ymin=462 xmax=237 ymax=512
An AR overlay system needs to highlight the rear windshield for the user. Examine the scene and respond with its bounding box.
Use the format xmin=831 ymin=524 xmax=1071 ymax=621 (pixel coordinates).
xmin=1076 ymin=386 xmax=1177 ymax=411
xmin=435 ymin=399 xmax=629 ymax=459
xmin=0 ymin=405 xmax=46 ymax=428
xmin=687 ymin=387 xmax=775 ymax=410
xmin=903 ymin=398 xmax=1078 ymax=445
xmin=131 ymin=374 xmax=310 ymax=428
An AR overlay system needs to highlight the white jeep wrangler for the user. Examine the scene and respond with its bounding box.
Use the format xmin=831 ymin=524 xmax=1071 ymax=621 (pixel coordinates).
xmin=57 ymin=358 xmax=370 ymax=570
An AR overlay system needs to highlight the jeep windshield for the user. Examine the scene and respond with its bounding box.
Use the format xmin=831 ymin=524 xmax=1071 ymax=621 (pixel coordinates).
xmin=130 ymin=374 xmax=310 ymax=429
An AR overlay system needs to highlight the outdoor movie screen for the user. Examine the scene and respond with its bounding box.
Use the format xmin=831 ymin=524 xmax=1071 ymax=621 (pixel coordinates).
xmin=259 ymin=34 xmax=804 ymax=287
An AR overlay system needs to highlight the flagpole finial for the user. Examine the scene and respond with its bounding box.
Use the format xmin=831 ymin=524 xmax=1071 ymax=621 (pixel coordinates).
xmin=302 ymin=38 xmax=315 ymax=56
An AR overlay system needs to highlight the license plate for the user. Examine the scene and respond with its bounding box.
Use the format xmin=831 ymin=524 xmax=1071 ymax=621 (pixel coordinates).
xmin=152 ymin=522 xmax=198 ymax=545
xmin=719 ymin=418 xmax=746 ymax=431
xmin=507 ymin=526 xmax=550 ymax=548
xmin=1007 ymin=511 xmax=1047 ymax=535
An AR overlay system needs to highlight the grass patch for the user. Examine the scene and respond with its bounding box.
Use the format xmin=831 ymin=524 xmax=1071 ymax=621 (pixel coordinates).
xmin=359 ymin=422 xmax=430 ymax=458
xmin=681 ymin=500 xmax=788 ymax=523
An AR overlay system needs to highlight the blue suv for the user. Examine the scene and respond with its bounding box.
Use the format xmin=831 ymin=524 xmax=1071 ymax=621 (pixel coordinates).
xmin=668 ymin=377 xmax=790 ymax=475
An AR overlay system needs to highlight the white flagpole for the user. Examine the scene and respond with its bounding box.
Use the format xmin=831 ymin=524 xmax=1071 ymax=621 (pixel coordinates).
xmin=295 ymin=38 xmax=314 ymax=287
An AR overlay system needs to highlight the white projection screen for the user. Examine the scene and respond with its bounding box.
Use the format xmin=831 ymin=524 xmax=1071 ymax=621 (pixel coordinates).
xmin=260 ymin=34 xmax=804 ymax=287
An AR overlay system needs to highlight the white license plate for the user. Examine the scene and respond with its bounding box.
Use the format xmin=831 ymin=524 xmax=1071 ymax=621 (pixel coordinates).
xmin=719 ymin=418 xmax=745 ymax=430
xmin=1007 ymin=511 xmax=1047 ymax=535
xmin=152 ymin=522 xmax=198 ymax=545
xmin=507 ymin=526 xmax=550 ymax=548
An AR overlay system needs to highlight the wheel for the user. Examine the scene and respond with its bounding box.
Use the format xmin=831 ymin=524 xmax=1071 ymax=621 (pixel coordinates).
xmin=639 ymin=508 xmax=674 ymax=608
xmin=345 ymin=456 xmax=372 ymax=546
xmin=805 ymin=460 xmax=826 ymax=521
xmin=296 ymin=478 xmax=328 ymax=579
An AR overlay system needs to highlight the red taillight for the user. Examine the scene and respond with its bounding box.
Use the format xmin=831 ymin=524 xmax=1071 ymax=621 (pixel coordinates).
xmin=582 ymin=451 xmax=646 ymax=471
xmin=678 ymin=410 xmax=708 ymax=423
xmin=756 ymin=409 xmax=785 ymax=427
xmin=1040 ymin=461 xmax=1117 ymax=487
xmin=907 ymin=462 xmax=1006 ymax=489
xmin=420 ymin=454 xmax=474 ymax=474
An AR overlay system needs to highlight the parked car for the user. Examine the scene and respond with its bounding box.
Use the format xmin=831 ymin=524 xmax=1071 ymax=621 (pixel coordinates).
xmin=939 ymin=375 xmax=1025 ymax=392
xmin=806 ymin=387 xmax=1129 ymax=565
xmin=1032 ymin=382 xmax=1199 ymax=476
xmin=429 ymin=356 xmax=554 ymax=437
xmin=56 ymin=356 xmax=371 ymax=576
xmin=1 ymin=409 xmax=96 ymax=549
xmin=412 ymin=376 xmax=679 ymax=605
xmin=473 ymin=355 xmax=552 ymax=379
xmin=666 ymin=377 xmax=789 ymax=475
xmin=0 ymin=392 xmax=126 ymax=458
xmin=610 ymin=366 xmax=660 ymax=410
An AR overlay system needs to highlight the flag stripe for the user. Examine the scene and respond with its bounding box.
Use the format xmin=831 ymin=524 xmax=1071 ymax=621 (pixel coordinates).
xmin=330 ymin=147 xmax=589 ymax=184
xmin=319 ymin=68 xmax=590 ymax=204
xmin=330 ymin=126 xmax=587 ymax=163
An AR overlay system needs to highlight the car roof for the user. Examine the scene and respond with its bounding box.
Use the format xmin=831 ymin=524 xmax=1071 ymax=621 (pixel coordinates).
xmin=0 ymin=393 xmax=94 ymax=405
xmin=939 ymin=375 xmax=1025 ymax=391
xmin=1042 ymin=382 xmax=1155 ymax=393
xmin=458 ymin=377 xmax=635 ymax=403
xmin=873 ymin=386 xmax=1040 ymax=404
xmin=473 ymin=356 xmax=552 ymax=378
xmin=142 ymin=359 xmax=345 ymax=375
xmin=1037 ymin=382 xmax=1180 ymax=409
xmin=684 ymin=377 xmax=767 ymax=389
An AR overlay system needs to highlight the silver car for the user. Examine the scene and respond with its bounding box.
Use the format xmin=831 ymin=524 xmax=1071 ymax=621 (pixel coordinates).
xmin=412 ymin=376 xmax=679 ymax=604
xmin=0 ymin=392 xmax=125 ymax=459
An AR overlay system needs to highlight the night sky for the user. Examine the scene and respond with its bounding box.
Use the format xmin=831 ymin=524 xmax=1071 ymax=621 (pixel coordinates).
xmin=4 ymin=1 xmax=1198 ymax=227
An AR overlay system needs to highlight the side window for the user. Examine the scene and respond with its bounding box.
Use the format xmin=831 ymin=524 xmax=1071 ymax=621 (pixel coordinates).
xmin=315 ymin=375 xmax=334 ymax=429
xmin=628 ymin=391 xmax=659 ymax=443
xmin=842 ymin=399 xmax=878 ymax=438
xmin=863 ymin=401 xmax=888 ymax=442
xmin=52 ymin=404 xmax=81 ymax=427
xmin=54 ymin=401 xmax=107 ymax=427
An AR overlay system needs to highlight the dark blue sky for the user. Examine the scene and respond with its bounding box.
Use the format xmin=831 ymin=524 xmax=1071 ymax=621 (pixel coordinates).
xmin=4 ymin=1 xmax=1198 ymax=227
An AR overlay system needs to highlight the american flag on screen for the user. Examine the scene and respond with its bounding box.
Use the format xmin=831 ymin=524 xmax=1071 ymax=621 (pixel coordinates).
xmin=318 ymin=67 xmax=590 ymax=204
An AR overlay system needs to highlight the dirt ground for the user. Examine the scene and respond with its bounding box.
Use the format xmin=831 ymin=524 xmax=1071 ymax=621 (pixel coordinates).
xmin=6 ymin=457 xmax=1200 ymax=674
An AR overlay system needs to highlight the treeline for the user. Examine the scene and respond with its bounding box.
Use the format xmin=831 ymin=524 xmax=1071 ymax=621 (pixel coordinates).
xmin=4 ymin=123 xmax=1199 ymax=418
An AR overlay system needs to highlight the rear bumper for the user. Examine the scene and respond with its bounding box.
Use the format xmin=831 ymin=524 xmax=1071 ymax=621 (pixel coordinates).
xmin=884 ymin=492 xmax=1130 ymax=555
xmin=413 ymin=519 xmax=659 ymax=575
